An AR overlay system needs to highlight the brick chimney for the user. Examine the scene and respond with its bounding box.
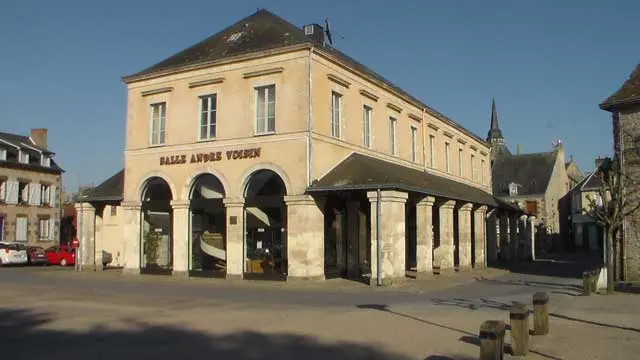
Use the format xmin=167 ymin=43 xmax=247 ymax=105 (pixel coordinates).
xmin=30 ymin=128 xmax=48 ymax=149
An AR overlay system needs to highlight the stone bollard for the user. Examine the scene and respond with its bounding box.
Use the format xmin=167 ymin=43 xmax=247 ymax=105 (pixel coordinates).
xmin=582 ymin=271 xmax=592 ymax=296
xmin=532 ymin=292 xmax=549 ymax=335
xmin=479 ymin=320 xmax=506 ymax=360
xmin=509 ymin=302 xmax=529 ymax=357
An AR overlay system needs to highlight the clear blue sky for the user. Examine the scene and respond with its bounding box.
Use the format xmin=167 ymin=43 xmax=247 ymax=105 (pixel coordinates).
xmin=1 ymin=0 xmax=638 ymax=193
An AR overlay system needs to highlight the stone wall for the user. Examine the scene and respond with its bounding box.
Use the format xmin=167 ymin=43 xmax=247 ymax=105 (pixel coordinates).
xmin=615 ymin=104 xmax=640 ymax=280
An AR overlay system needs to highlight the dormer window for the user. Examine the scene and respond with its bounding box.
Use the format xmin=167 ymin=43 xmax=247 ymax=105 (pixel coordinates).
xmin=0 ymin=149 xmax=6 ymax=161
xmin=18 ymin=150 xmax=29 ymax=164
xmin=41 ymin=156 xmax=51 ymax=167
xmin=509 ymin=182 xmax=519 ymax=197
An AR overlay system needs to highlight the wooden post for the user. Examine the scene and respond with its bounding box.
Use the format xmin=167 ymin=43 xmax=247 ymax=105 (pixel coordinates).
xmin=509 ymin=302 xmax=529 ymax=356
xmin=582 ymin=271 xmax=592 ymax=295
xmin=532 ymin=292 xmax=549 ymax=335
xmin=479 ymin=320 xmax=506 ymax=360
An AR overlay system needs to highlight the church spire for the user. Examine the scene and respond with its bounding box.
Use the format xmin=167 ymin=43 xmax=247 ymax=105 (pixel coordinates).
xmin=487 ymin=98 xmax=504 ymax=144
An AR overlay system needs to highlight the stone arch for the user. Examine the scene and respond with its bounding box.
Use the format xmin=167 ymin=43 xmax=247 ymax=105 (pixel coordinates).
xmin=136 ymin=171 xmax=177 ymax=202
xmin=239 ymin=163 xmax=292 ymax=198
xmin=181 ymin=168 xmax=230 ymax=201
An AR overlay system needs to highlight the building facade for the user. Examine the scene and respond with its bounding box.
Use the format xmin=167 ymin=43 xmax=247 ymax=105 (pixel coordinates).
xmin=0 ymin=129 xmax=63 ymax=246
xmin=78 ymin=10 xmax=530 ymax=283
xmin=567 ymin=158 xmax=605 ymax=253
xmin=600 ymin=62 xmax=640 ymax=281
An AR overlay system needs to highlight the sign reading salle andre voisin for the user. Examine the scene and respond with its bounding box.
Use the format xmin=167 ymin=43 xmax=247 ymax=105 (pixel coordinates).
xmin=159 ymin=147 xmax=261 ymax=166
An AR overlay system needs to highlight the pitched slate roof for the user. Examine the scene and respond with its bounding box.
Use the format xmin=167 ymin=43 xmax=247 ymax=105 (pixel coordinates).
xmin=0 ymin=131 xmax=50 ymax=153
xmin=0 ymin=131 xmax=63 ymax=173
xmin=122 ymin=9 xmax=488 ymax=146
xmin=308 ymin=152 xmax=521 ymax=212
xmin=83 ymin=169 xmax=124 ymax=202
xmin=600 ymin=63 xmax=640 ymax=110
xmin=491 ymin=151 xmax=558 ymax=197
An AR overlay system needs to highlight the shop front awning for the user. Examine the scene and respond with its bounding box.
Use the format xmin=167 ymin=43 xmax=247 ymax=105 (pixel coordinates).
xmin=307 ymin=153 xmax=522 ymax=212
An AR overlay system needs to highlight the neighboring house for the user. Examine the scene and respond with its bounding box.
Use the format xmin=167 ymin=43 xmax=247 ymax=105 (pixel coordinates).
xmin=77 ymin=170 xmax=124 ymax=268
xmin=488 ymin=100 xmax=574 ymax=248
xmin=76 ymin=9 xmax=525 ymax=282
xmin=565 ymin=157 xmax=585 ymax=189
xmin=600 ymin=62 xmax=640 ymax=281
xmin=568 ymin=157 xmax=607 ymax=252
xmin=0 ymin=129 xmax=63 ymax=245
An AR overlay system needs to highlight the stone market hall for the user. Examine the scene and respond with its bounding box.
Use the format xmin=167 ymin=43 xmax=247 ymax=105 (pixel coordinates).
xmin=76 ymin=9 xmax=534 ymax=284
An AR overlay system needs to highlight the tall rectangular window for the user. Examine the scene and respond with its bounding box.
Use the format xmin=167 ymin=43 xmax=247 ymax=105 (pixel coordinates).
xmin=331 ymin=92 xmax=341 ymax=138
xmin=40 ymin=184 xmax=51 ymax=205
xmin=199 ymin=94 xmax=217 ymax=140
xmin=445 ymin=142 xmax=451 ymax=173
xmin=0 ymin=180 xmax=5 ymax=203
xmin=471 ymin=154 xmax=476 ymax=181
xmin=19 ymin=150 xmax=29 ymax=164
xmin=0 ymin=149 xmax=6 ymax=161
xmin=0 ymin=216 xmax=4 ymax=241
xmin=389 ymin=116 xmax=397 ymax=155
xmin=363 ymin=105 xmax=372 ymax=148
xmin=481 ymin=159 xmax=486 ymax=184
xmin=16 ymin=216 xmax=27 ymax=242
xmin=458 ymin=148 xmax=463 ymax=176
xmin=39 ymin=217 xmax=50 ymax=240
xmin=411 ymin=126 xmax=417 ymax=162
xmin=150 ymin=102 xmax=166 ymax=145
xmin=429 ymin=135 xmax=435 ymax=168
xmin=256 ymin=85 xmax=276 ymax=134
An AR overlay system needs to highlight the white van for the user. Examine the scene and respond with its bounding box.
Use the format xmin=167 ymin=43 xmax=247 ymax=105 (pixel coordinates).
xmin=0 ymin=242 xmax=28 ymax=266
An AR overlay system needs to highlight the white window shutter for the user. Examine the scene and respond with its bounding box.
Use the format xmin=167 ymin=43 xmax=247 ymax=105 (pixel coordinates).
xmin=6 ymin=181 xmax=18 ymax=204
xmin=50 ymin=185 xmax=58 ymax=207
xmin=0 ymin=181 xmax=5 ymax=201
xmin=49 ymin=218 xmax=55 ymax=241
xmin=32 ymin=183 xmax=41 ymax=205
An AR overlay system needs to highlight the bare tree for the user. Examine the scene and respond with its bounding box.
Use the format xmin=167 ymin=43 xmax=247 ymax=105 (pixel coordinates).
xmin=585 ymin=157 xmax=640 ymax=293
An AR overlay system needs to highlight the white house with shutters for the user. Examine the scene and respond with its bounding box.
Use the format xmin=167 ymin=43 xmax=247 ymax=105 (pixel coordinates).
xmin=0 ymin=128 xmax=63 ymax=245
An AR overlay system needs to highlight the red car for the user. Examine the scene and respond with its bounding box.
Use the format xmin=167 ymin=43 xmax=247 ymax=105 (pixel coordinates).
xmin=45 ymin=245 xmax=76 ymax=266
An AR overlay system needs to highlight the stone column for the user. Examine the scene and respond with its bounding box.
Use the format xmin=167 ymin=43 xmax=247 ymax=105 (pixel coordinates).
xmin=415 ymin=196 xmax=435 ymax=278
xmin=122 ymin=200 xmax=142 ymax=274
xmin=526 ymin=216 xmax=537 ymax=261
xmin=94 ymin=211 xmax=104 ymax=271
xmin=518 ymin=215 xmax=528 ymax=261
xmin=75 ymin=202 xmax=96 ymax=271
xmin=486 ymin=209 xmax=498 ymax=263
xmin=367 ymin=190 xmax=408 ymax=285
xmin=474 ymin=205 xmax=488 ymax=268
xmin=434 ymin=200 xmax=456 ymax=271
xmin=284 ymin=195 xmax=325 ymax=281
xmin=457 ymin=203 xmax=473 ymax=271
xmin=499 ymin=213 xmax=510 ymax=261
xmin=223 ymin=198 xmax=244 ymax=280
xmin=510 ymin=214 xmax=519 ymax=261
xmin=170 ymin=200 xmax=190 ymax=277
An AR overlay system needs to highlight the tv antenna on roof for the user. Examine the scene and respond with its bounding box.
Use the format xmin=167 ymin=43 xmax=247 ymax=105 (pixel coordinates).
xmin=324 ymin=18 xmax=345 ymax=46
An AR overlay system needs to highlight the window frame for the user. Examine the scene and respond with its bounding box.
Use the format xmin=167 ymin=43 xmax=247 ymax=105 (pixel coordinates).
xmin=38 ymin=217 xmax=50 ymax=241
xmin=0 ymin=149 xmax=6 ymax=161
xmin=40 ymin=184 xmax=51 ymax=206
xmin=458 ymin=148 xmax=463 ymax=176
xmin=410 ymin=126 xmax=417 ymax=162
xmin=331 ymin=91 xmax=342 ymax=138
xmin=363 ymin=105 xmax=373 ymax=148
xmin=15 ymin=215 xmax=28 ymax=242
xmin=481 ymin=159 xmax=486 ymax=185
xmin=445 ymin=142 xmax=451 ymax=173
xmin=429 ymin=135 xmax=435 ymax=168
xmin=198 ymin=94 xmax=218 ymax=141
xmin=150 ymin=102 xmax=167 ymax=146
xmin=471 ymin=154 xmax=476 ymax=181
xmin=255 ymin=84 xmax=276 ymax=135
xmin=0 ymin=179 xmax=5 ymax=203
xmin=389 ymin=116 xmax=397 ymax=155
xmin=18 ymin=150 xmax=29 ymax=164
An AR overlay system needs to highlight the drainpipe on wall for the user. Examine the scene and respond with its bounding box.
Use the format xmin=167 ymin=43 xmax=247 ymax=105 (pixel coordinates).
xmin=306 ymin=47 xmax=314 ymax=187
xmin=376 ymin=188 xmax=382 ymax=287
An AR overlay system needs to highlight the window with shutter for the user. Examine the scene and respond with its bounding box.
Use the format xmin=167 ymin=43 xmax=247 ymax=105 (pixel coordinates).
xmin=49 ymin=218 xmax=56 ymax=241
xmin=50 ymin=185 xmax=58 ymax=207
xmin=0 ymin=216 xmax=4 ymax=241
xmin=39 ymin=218 xmax=50 ymax=240
xmin=0 ymin=181 xmax=5 ymax=202
xmin=16 ymin=216 xmax=28 ymax=242
xmin=31 ymin=183 xmax=41 ymax=206
xmin=19 ymin=182 xmax=29 ymax=204
xmin=6 ymin=181 xmax=18 ymax=204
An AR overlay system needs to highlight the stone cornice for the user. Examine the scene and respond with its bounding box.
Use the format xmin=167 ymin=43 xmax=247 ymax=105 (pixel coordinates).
xmin=242 ymin=67 xmax=284 ymax=79
xmin=359 ymin=89 xmax=379 ymax=102
xmin=188 ymin=77 xmax=225 ymax=88
xmin=327 ymin=74 xmax=351 ymax=88
xmin=141 ymin=87 xmax=174 ymax=97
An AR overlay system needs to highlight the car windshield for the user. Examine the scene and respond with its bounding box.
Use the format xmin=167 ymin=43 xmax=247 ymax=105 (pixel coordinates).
xmin=7 ymin=244 xmax=25 ymax=251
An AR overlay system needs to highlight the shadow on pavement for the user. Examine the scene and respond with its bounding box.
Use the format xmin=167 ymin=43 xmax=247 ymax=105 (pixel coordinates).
xmin=0 ymin=308 xmax=414 ymax=360
xmin=489 ymin=252 xmax=603 ymax=279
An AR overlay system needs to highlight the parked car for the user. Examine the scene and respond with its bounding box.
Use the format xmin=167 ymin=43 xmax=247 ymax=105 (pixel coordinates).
xmin=0 ymin=242 xmax=28 ymax=266
xmin=25 ymin=246 xmax=49 ymax=265
xmin=45 ymin=245 xmax=76 ymax=266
